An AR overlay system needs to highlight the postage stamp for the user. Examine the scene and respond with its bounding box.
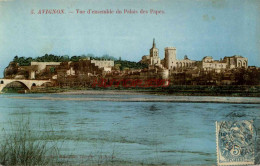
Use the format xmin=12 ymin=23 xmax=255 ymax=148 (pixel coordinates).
xmin=216 ymin=120 xmax=255 ymax=165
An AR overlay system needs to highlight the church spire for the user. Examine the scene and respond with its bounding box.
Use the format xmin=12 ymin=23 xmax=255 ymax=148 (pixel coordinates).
xmin=153 ymin=38 xmax=156 ymax=48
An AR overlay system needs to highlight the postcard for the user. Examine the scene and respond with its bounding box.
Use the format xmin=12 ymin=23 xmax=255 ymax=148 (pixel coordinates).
xmin=0 ymin=0 xmax=259 ymax=165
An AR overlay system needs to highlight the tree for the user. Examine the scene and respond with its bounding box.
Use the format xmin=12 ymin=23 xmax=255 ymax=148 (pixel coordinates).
xmin=70 ymin=56 xmax=81 ymax=62
xmin=13 ymin=56 xmax=19 ymax=63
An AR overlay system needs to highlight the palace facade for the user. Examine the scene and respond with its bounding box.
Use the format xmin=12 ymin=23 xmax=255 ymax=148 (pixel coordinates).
xmin=141 ymin=39 xmax=248 ymax=73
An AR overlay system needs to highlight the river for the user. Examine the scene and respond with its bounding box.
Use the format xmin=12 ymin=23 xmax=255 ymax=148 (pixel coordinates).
xmin=0 ymin=93 xmax=259 ymax=165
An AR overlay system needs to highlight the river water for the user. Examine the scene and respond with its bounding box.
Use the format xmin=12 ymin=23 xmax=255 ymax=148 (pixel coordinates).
xmin=0 ymin=93 xmax=259 ymax=165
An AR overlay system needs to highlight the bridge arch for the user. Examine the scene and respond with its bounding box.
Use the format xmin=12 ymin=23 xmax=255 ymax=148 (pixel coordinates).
xmin=1 ymin=81 xmax=30 ymax=92
xmin=0 ymin=79 xmax=54 ymax=93
xmin=40 ymin=81 xmax=53 ymax=87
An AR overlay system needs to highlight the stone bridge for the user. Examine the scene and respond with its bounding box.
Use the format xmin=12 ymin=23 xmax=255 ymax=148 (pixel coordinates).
xmin=0 ymin=79 xmax=53 ymax=92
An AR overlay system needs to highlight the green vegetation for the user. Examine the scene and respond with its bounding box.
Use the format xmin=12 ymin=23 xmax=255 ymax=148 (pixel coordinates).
xmin=12 ymin=54 xmax=148 ymax=70
xmin=115 ymin=60 xmax=148 ymax=70
xmin=0 ymin=119 xmax=62 ymax=166
xmin=12 ymin=54 xmax=118 ymax=66
xmin=2 ymin=87 xmax=27 ymax=93
xmin=0 ymin=117 xmax=125 ymax=165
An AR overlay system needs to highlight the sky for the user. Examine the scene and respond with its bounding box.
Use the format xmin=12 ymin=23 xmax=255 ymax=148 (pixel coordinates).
xmin=0 ymin=0 xmax=259 ymax=77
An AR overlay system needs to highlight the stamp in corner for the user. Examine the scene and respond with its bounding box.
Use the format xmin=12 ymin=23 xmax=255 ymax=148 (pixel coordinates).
xmin=216 ymin=120 xmax=255 ymax=165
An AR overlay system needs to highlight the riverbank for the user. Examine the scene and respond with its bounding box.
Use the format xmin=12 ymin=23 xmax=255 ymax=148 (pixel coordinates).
xmin=10 ymin=94 xmax=260 ymax=104
xmin=2 ymin=85 xmax=260 ymax=97
xmin=47 ymin=85 xmax=260 ymax=97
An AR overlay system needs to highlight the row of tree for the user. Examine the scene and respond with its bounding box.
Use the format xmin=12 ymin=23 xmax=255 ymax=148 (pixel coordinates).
xmin=12 ymin=54 xmax=148 ymax=70
xmin=12 ymin=54 xmax=119 ymax=66
xmin=114 ymin=60 xmax=148 ymax=70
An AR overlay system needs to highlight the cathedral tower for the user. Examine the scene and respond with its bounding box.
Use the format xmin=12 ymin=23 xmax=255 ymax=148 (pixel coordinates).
xmin=149 ymin=38 xmax=160 ymax=65
xmin=150 ymin=38 xmax=159 ymax=58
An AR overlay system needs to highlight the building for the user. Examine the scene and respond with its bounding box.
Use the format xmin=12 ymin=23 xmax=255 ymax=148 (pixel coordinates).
xmin=201 ymin=55 xmax=248 ymax=73
xmin=201 ymin=56 xmax=227 ymax=73
xmin=141 ymin=40 xmax=197 ymax=71
xmin=224 ymin=55 xmax=248 ymax=69
xmin=29 ymin=62 xmax=61 ymax=79
xmin=90 ymin=59 xmax=114 ymax=72
xmin=142 ymin=39 xmax=248 ymax=73
xmin=164 ymin=46 xmax=196 ymax=71
xmin=141 ymin=39 xmax=161 ymax=67
xmin=30 ymin=62 xmax=61 ymax=71
xmin=164 ymin=47 xmax=176 ymax=69
xmin=149 ymin=38 xmax=161 ymax=66
xmin=175 ymin=55 xmax=196 ymax=70
xmin=139 ymin=39 xmax=169 ymax=82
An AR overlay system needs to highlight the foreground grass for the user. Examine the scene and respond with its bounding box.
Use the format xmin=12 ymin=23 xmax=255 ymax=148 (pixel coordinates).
xmin=0 ymin=119 xmax=125 ymax=166
xmin=0 ymin=119 xmax=62 ymax=166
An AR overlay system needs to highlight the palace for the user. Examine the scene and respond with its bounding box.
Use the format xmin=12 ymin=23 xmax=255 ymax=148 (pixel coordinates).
xmin=141 ymin=39 xmax=248 ymax=73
